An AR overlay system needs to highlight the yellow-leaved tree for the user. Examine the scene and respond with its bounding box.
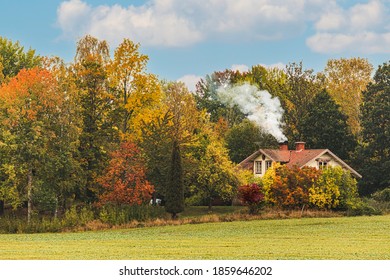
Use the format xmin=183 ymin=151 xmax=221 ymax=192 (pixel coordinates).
xmin=324 ymin=58 xmax=373 ymax=136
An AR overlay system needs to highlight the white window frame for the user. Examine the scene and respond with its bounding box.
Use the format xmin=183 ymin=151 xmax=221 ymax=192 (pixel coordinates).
xmin=265 ymin=160 xmax=272 ymax=171
xmin=255 ymin=161 xmax=262 ymax=174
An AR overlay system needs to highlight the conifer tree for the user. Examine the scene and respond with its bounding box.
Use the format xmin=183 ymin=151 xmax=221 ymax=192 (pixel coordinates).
xmin=165 ymin=140 xmax=184 ymax=219
xmin=301 ymin=90 xmax=356 ymax=160
xmin=358 ymin=61 xmax=390 ymax=194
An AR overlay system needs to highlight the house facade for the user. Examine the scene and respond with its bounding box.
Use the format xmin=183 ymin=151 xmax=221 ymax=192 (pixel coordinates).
xmin=239 ymin=141 xmax=362 ymax=178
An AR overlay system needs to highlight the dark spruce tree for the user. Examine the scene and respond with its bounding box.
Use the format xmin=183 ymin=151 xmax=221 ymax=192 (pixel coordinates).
xmin=358 ymin=61 xmax=390 ymax=194
xmin=301 ymin=90 xmax=357 ymax=161
xmin=165 ymin=140 xmax=184 ymax=219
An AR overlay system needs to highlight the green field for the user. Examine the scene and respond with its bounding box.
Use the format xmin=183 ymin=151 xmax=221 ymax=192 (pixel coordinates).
xmin=0 ymin=215 xmax=389 ymax=260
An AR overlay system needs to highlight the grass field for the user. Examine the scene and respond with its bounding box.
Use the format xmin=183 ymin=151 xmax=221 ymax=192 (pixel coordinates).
xmin=0 ymin=215 xmax=389 ymax=260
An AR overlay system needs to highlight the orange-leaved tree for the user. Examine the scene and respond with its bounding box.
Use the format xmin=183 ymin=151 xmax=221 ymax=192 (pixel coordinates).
xmin=263 ymin=164 xmax=321 ymax=209
xmin=0 ymin=67 xmax=64 ymax=222
xmin=97 ymin=141 xmax=154 ymax=206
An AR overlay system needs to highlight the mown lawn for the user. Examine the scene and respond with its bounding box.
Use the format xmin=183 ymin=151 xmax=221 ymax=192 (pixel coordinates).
xmin=0 ymin=215 xmax=389 ymax=260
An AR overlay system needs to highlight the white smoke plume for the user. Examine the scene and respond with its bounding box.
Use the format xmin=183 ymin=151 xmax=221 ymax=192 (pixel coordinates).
xmin=217 ymin=83 xmax=287 ymax=142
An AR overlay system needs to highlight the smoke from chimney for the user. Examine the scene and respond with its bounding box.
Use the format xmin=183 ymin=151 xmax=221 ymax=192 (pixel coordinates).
xmin=217 ymin=83 xmax=287 ymax=142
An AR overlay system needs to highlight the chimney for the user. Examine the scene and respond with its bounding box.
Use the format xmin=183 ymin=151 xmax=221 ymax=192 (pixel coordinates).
xmin=279 ymin=141 xmax=288 ymax=151
xmin=295 ymin=141 xmax=305 ymax=151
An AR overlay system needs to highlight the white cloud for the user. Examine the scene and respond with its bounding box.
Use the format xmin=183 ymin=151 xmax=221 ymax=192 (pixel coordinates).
xmin=57 ymin=0 xmax=390 ymax=55
xmin=308 ymin=0 xmax=390 ymax=54
xmin=57 ymin=0 xmax=321 ymax=47
xmin=231 ymin=64 xmax=249 ymax=73
xmin=307 ymin=32 xmax=390 ymax=54
xmin=260 ymin=62 xmax=286 ymax=70
xmin=177 ymin=74 xmax=203 ymax=92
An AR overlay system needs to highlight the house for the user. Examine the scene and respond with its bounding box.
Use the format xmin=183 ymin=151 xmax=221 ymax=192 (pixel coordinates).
xmin=239 ymin=141 xmax=362 ymax=178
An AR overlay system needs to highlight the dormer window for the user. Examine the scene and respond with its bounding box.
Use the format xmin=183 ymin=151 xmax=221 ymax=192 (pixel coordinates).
xmin=316 ymin=158 xmax=330 ymax=170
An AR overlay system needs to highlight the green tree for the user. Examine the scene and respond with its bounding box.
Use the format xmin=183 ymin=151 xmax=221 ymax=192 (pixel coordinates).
xmin=0 ymin=68 xmax=65 ymax=222
xmin=73 ymin=35 xmax=116 ymax=202
xmin=243 ymin=65 xmax=288 ymax=98
xmin=192 ymin=140 xmax=240 ymax=210
xmin=358 ymin=61 xmax=390 ymax=194
xmin=282 ymin=62 xmax=324 ymax=143
xmin=0 ymin=37 xmax=41 ymax=82
xmin=139 ymin=82 xmax=204 ymax=207
xmin=225 ymin=119 xmax=277 ymax=163
xmin=195 ymin=70 xmax=245 ymax=126
xmin=301 ymin=90 xmax=356 ymax=160
xmin=165 ymin=140 xmax=184 ymax=219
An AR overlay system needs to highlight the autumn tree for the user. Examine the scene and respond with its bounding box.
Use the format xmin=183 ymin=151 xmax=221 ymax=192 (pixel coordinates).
xmin=0 ymin=37 xmax=41 ymax=82
xmin=358 ymin=61 xmax=390 ymax=194
xmin=97 ymin=141 xmax=154 ymax=206
xmin=242 ymin=65 xmax=288 ymax=99
xmin=108 ymin=39 xmax=161 ymax=137
xmin=324 ymin=58 xmax=373 ymax=135
xmin=73 ymin=35 xmax=115 ymax=202
xmin=0 ymin=68 xmax=65 ymax=222
xmin=301 ymin=90 xmax=356 ymax=160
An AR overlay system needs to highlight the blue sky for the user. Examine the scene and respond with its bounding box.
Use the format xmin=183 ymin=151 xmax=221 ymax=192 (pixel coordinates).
xmin=1 ymin=0 xmax=389 ymax=90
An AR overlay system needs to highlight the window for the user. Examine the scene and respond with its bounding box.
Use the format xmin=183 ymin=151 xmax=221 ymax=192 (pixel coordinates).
xmin=318 ymin=161 xmax=328 ymax=170
xmin=255 ymin=161 xmax=262 ymax=174
xmin=265 ymin=160 xmax=272 ymax=171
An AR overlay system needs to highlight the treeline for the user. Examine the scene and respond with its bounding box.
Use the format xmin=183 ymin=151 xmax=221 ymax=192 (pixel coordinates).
xmin=0 ymin=35 xmax=389 ymax=224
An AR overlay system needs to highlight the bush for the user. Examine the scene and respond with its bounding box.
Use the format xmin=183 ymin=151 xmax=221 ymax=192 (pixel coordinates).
xmin=98 ymin=204 xmax=164 ymax=225
xmin=345 ymin=198 xmax=382 ymax=216
xmin=237 ymin=184 xmax=265 ymax=214
xmin=372 ymin=188 xmax=390 ymax=202
xmin=62 ymin=205 xmax=95 ymax=228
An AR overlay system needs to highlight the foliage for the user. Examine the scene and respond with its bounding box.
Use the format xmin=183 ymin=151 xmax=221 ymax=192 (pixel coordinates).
xmin=0 ymin=36 xmax=41 ymax=82
xmin=97 ymin=141 xmax=154 ymax=206
xmin=324 ymin=58 xmax=373 ymax=135
xmin=281 ymin=62 xmax=324 ymax=142
xmin=225 ymin=119 xmax=277 ymax=163
xmin=72 ymin=35 xmax=115 ymax=202
xmin=301 ymin=90 xmax=356 ymax=160
xmin=195 ymin=69 xmax=245 ymax=126
xmin=237 ymin=184 xmax=265 ymax=214
xmin=191 ymin=139 xmax=240 ymax=210
xmin=358 ymin=61 xmax=390 ymax=194
xmin=371 ymin=188 xmax=390 ymax=202
xmin=108 ymin=38 xmax=161 ymax=137
xmin=264 ymin=164 xmax=359 ymax=210
xmin=0 ymin=68 xmax=68 ymax=222
xmin=98 ymin=204 xmax=164 ymax=225
xmin=263 ymin=164 xmax=321 ymax=209
xmin=165 ymin=140 xmax=185 ymax=219
xmin=309 ymin=168 xmax=341 ymax=209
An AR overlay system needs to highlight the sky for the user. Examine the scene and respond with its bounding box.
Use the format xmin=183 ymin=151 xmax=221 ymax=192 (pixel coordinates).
xmin=1 ymin=0 xmax=389 ymax=91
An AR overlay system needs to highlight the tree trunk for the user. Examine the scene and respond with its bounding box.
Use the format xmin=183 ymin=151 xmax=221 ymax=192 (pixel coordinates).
xmin=0 ymin=200 xmax=4 ymax=216
xmin=27 ymin=168 xmax=33 ymax=224
xmin=208 ymin=198 xmax=213 ymax=212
